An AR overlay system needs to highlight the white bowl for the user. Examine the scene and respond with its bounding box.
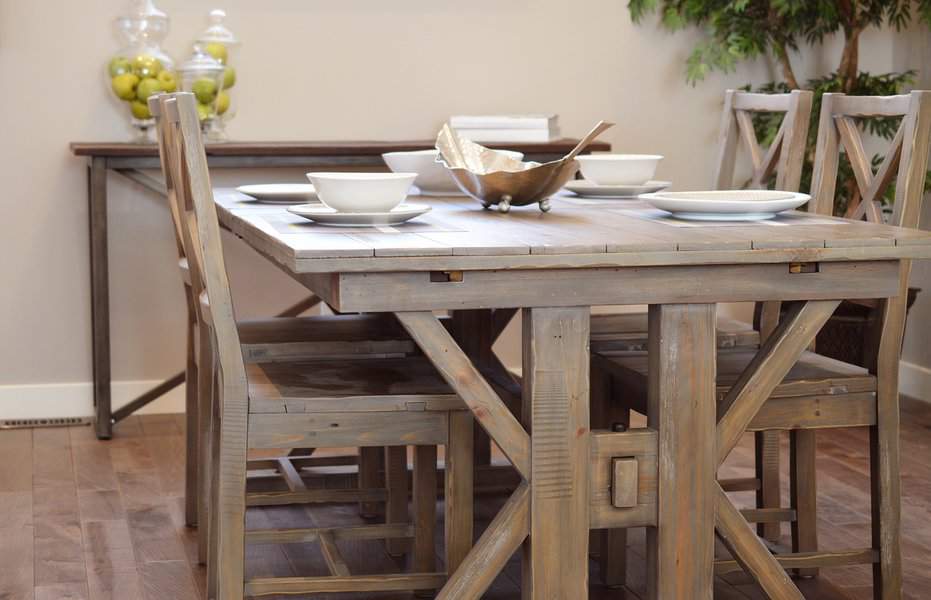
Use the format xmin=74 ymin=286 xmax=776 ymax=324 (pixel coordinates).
xmin=306 ymin=172 xmax=417 ymax=213
xmin=576 ymin=154 xmax=663 ymax=186
xmin=382 ymin=149 xmax=524 ymax=193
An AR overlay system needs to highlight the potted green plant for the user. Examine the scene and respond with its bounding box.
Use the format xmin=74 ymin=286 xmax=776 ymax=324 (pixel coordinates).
xmin=629 ymin=0 xmax=930 ymax=366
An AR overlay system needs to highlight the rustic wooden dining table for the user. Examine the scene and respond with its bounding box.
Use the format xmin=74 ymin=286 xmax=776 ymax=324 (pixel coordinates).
xmin=214 ymin=187 xmax=931 ymax=599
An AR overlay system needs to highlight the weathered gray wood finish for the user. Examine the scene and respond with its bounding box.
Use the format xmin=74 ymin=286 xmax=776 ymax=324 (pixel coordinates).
xmin=522 ymin=307 xmax=591 ymax=598
xmin=594 ymin=91 xmax=931 ymax=600
xmin=203 ymin=94 xmax=931 ymax=598
xmin=159 ymin=92 xmax=476 ymax=599
xmin=72 ymin=135 xmax=606 ymax=439
xmin=646 ymin=304 xmax=717 ymax=600
xmin=602 ymin=89 xmax=815 ymax=547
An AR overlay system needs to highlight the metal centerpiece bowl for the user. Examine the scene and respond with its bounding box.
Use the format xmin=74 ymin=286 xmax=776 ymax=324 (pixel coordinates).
xmin=435 ymin=120 xmax=613 ymax=213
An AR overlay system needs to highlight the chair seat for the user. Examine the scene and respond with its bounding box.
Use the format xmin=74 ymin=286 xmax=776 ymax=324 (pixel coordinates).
xmin=246 ymin=356 xmax=462 ymax=415
xmin=238 ymin=314 xmax=416 ymax=362
xmin=595 ymin=348 xmax=876 ymax=415
xmin=590 ymin=312 xmax=760 ymax=352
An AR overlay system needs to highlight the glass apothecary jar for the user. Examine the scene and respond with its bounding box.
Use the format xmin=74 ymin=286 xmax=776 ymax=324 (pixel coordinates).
xmin=177 ymin=44 xmax=226 ymax=136
xmin=106 ymin=0 xmax=176 ymax=142
xmin=196 ymin=9 xmax=241 ymax=141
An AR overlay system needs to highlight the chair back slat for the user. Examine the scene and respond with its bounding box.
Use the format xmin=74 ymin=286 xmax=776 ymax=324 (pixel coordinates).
xmin=713 ymin=89 xmax=813 ymax=192
xmin=149 ymin=94 xmax=187 ymax=262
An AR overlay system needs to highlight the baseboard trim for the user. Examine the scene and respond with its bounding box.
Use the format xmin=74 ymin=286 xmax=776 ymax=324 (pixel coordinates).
xmin=900 ymin=360 xmax=931 ymax=403
xmin=0 ymin=379 xmax=186 ymax=420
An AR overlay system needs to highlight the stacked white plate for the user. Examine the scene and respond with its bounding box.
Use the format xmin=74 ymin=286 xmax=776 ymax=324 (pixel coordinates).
xmin=236 ymin=184 xmax=318 ymax=204
xmin=287 ymin=172 xmax=431 ymax=227
xmin=563 ymin=179 xmax=671 ymax=198
xmin=640 ymin=190 xmax=811 ymax=221
xmin=287 ymin=204 xmax=431 ymax=227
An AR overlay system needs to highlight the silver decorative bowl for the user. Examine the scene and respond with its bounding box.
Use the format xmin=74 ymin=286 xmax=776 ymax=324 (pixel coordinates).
xmin=435 ymin=121 xmax=612 ymax=213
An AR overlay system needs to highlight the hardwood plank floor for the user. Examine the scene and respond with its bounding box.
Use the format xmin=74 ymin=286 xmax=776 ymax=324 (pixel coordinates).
xmin=1 ymin=398 xmax=930 ymax=599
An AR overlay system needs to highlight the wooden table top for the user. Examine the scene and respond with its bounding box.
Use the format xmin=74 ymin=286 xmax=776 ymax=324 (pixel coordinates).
xmin=214 ymin=188 xmax=931 ymax=273
xmin=70 ymin=139 xmax=610 ymax=158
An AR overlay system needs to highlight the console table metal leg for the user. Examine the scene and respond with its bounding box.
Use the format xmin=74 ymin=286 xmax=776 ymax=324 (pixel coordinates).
xmin=88 ymin=157 xmax=112 ymax=439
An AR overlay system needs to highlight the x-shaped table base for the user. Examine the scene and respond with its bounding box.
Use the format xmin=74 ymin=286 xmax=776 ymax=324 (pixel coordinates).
xmin=398 ymin=300 xmax=840 ymax=599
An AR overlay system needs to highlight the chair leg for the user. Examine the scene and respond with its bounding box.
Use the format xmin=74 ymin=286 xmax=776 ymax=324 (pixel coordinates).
xmin=445 ymin=411 xmax=474 ymax=575
xmin=385 ymin=446 xmax=410 ymax=557
xmin=412 ymin=445 xmax=438 ymax=574
xmin=756 ymin=430 xmax=782 ymax=542
xmin=206 ymin=371 xmax=221 ymax=599
xmin=184 ymin=316 xmax=199 ymax=528
xmin=871 ymin=290 xmax=906 ymax=599
xmin=197 ymin=329 xmax=214 ymax=565
xmin=591 ymin=359 xmax=628 ymax=588
xmin=790 ymin=429 xmax=818 ymax=577
xmin=213 ymin=377 xmax=248 ymax=600
xmin=359 ymin=447 xmax=384 ymax=518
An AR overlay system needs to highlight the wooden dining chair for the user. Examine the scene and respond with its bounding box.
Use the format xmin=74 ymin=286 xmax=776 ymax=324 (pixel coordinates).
xmin=148 ymin=94 xmax=336 ymax=531
xmin=149 ymin=93 xmax=435 ymax=565
xmin=589 ymin=89 xmax=814 ymax=585
xmin=595 ymin=90 xmax=931 ymax=596
xmin=160 ymin=92 xmax=474 ymax=599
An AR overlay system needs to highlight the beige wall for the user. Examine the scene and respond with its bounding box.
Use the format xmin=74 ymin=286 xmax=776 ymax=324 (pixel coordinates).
xmin=0 ymin=0 xmax=927 ymax=415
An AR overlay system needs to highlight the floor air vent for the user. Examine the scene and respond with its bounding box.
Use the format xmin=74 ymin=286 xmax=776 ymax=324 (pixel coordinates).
xmin=1 ymin=416 xmax=93 ymax=429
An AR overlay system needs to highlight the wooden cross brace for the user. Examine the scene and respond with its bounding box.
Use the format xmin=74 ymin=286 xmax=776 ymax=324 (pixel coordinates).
xmin=713 ymin=299 xmax=840 ymax=599
xmin=735 ymin=108 xmax=788 ymax=189
xmin=836 ymin=115 xmax=906 ymax=223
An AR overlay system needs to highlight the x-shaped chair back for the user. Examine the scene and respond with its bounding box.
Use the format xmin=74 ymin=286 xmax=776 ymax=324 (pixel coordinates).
xmin=811 ymin=91 xmax=931 ymax=227
xmin=713 ymin=89 xmax=814 ymax=192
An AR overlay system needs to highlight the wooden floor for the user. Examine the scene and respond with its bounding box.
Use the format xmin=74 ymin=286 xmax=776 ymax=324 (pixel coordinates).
xmin=2 ymin=398 xmax=931 ymax=599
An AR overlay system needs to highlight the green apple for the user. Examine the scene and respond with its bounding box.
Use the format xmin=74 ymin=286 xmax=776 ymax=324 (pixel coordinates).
xmin=130 ymin=100 xmax=152 ymax=120
xmin=192 ymin=77 xmax=218 ymax=104
xmin=196 ymin=102 xmax=215 ymax=121
xmin=222 ymin=66 xmax=236 ymax=89
xmin=216 ymin=91 xmax=230 ymax=115
xmin=136 ymin=77 xmax=162 ymax=101
xmin=108 ymin=56 xmax=132 ymax=77
xmin=132 ymin=54 xmax=162 ymax=78
xmin=204 ymin=42 xmax=228 ymax=64
xmin=111 ymin=73 xmax=140 ymax=100
xmin=156 ymin=70 xmax=177 ymax=93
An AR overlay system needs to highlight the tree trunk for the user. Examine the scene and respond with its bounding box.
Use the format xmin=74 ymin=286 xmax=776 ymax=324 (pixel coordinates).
xmin=838 ymin=26 xmax=862 ymax=93
xmin=774 ymin=43 xmax=801 ymax=90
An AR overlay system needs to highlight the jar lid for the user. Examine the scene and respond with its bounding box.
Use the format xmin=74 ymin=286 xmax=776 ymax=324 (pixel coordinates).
xmin=197 ymin=9 xmax=240 ymax=45
xmin=178 ymin=44 xmax=225 ymax=75
xmin=115 ymin=0 xmax=169 ymax=38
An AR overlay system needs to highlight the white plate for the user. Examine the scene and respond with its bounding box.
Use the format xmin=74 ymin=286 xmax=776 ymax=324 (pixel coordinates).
xmin=236 ymin=184 xmax=318 ymax=204
xmin=640 ymin=190 xmax=810 ymax=221
xmin=287 ymin=203 xmax=431 ymax=227
xmin=563 ymin=180 xmax=671 ymax=198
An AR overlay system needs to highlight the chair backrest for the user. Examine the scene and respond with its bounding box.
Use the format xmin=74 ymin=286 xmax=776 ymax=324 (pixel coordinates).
xmin=810 ymin=91 xmax=931 ymax=227
xmin=718 ymin=91 xmax=813 ymax=339
xmin=160 ymin=93 xmax=248 ymax=396
xmin=713 ymin=89 xmax=814 ymax=192
xmin=810 ymin=91 xmax=931 ymax=370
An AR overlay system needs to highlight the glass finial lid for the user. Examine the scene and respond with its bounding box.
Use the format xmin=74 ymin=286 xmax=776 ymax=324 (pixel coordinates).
xmin=114 ymin=0 xmax=170 ymax=45
xmin=198 ymin=9 xmax=240 ymax=45
xmin=179 ymin=43 xmax=224 ymax=75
